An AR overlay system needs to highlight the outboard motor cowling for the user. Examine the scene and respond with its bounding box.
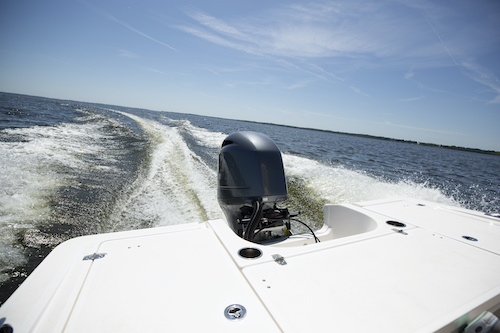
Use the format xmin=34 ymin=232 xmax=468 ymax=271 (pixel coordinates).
xmin=218 ymin=132 xmax=288 ymax=241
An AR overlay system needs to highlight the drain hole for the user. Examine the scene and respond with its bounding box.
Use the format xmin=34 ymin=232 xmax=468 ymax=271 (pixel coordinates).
xmin=238 ymin=248 xmax=262 ymax=259
xmin=386 ymin=221 xmax=406 ymax=227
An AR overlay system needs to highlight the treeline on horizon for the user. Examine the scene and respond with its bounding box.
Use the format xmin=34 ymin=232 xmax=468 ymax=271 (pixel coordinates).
xmin=257 ymin=121 xmax=500 ymax=156
xmin=345 ymin=132 xmax=500 ymax=156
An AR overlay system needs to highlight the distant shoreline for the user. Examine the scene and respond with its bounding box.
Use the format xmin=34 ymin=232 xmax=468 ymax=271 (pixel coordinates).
xmin=253 ymin=120 xmax=500 ymax=156
xmin=336 ymin=131 xmax=500 ymax=156
xmin=2 ymin=91 xmax=499 ymax=156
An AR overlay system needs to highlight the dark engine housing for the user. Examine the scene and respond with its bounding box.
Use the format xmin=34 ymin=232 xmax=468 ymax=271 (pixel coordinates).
xmin=218 ymin=132 xmax=288 ymax=241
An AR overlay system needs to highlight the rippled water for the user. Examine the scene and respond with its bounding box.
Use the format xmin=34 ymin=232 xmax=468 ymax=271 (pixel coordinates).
xmin=1 ymin=92 xmax=499 ymax=303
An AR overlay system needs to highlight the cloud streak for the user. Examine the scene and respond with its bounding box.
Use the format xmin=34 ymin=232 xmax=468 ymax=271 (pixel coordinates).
xmin=225 ymin=79 xmax=271 ymax=88
xmin=175 ymin=1 xmax=499 ymax=103
xmin=85 ymin=1 xmax=178 ymax=52
xmin=350 ymin=86 xmax=369 ymax=97
xmin=108 ymin=14 xmax=178 ymax=52
xmin=420 ymin=4 xmax=500 ymax=103
xmin=118 ymin=49 xmax=140 ymax=58
xmin=177 ymin=2 xmax=446 ymax=61
xmin=173 ymin=2 xmax=455 ymax=93
xmin=398 ymin=96 xmax=424 ymax=102
xmin=461 ymin=61 xmax=500 ymax=104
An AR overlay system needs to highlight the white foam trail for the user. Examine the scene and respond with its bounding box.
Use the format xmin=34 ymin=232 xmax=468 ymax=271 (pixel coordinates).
xmin=0 ymin=124 xmax=97 ymax=227
xmin=107 ymin=111 xmax=223 ymax=230
xmin=104 ymin=114 xmax=455 ymax=230
xmin=282 ymin=154 xmax=456 ymax=205
xmin=156 ymin=114 xmax=227 ymax=149
xmin=0 ymin=115 xmax=124 ymax=282
xmin=180 ymin=121 xmax=227 ymax=148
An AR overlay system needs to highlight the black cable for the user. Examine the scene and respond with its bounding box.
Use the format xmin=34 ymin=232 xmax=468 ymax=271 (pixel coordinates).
xmin=291 ymin=218 xmax=320 ymax=243
xmin=244 ymin=199 xmax=263 ymax=242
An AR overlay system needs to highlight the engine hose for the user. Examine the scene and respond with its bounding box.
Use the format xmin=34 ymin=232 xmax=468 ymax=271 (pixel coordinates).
xmin=244 ymin=199 xmax=263 ymax=242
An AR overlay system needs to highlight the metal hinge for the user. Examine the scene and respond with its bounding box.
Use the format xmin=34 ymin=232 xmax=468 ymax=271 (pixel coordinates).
xmin=391 ymin=228 xmax=408 ymax=235
xmin=83 ymin=253 xmax=106 ymax=261
xmin=272 ymin=254 xmax=287 ymax=265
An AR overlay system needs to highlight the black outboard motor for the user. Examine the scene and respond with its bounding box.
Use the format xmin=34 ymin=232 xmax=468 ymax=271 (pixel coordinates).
xmin=218 ymin=132 xmax=290 ymax=242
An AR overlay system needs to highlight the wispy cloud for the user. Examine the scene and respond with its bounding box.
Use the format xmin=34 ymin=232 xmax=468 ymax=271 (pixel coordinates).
xmin=204 ymin=65 xmax=253 ymax=76
xmin=286 ymin=80 xmax=313 ymax=90
xmin=421 ymin=9 xmax=460 ymax=67
xmin=350 ymin=86 xmax=369 ymax=97
xmin=416 ymin=81 xmax=478 ymax=102
xmin=109 ymin=15 xmax=178 ymax=52
xmin=419 ymin=4 xmax=500 ymax=103
xmin=461 ymin=61 xmax=500 ymax=104
xmin=176 ymin=1 xmax=499 ymax=103
xmin=398 ymin=96 xmax=424 ymax=102
xmin=85 ymin=2 xmax=178 ymax=52
xmin=205 ymin=67 xmax=221 ymax=76
xmin=173 ymin=2 xmax=447 ymax=88
xmin=118 ymin=49 xmax=140 ymax=58
xmin=416 ymin=82 xmax=453 ymax=95
xmin=274 ymin=58 xmax=329 ymax=81
xmin=309 ymin=64 xmax=344 ymax=82
xmin=143 ymin=67 xmax=166 ymax=75
xmin=175 ymin=25 xmax=251 ymax=54
xmin=177 ymin=2 xmax=442 ymax=61
xmin=404 ymin=68 xmax=415 ymax=80
xmin=187 ymin=11 xmax=246 ymax=40
xmin=225 ymin=79 xmax=271 ymax=88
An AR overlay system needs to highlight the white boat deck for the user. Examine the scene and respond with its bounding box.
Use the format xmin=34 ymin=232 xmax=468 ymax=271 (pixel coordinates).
xmin=1 ymin=198 xmax=499 ymax=332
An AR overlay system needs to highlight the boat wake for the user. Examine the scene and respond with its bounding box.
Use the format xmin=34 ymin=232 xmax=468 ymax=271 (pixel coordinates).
xmin=105 ymin=110 xmax=222 ymax=231
xmin=0 ymin=107 xmax=459 ymax=286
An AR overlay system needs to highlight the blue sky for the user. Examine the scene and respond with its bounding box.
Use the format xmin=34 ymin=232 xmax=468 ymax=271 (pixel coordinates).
xmin=1 ymin=0 xmax=499 ymax=151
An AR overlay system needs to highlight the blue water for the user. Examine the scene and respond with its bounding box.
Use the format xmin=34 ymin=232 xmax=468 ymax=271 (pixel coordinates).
xmin=1 ymin=92 xmax=499 ymax=303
